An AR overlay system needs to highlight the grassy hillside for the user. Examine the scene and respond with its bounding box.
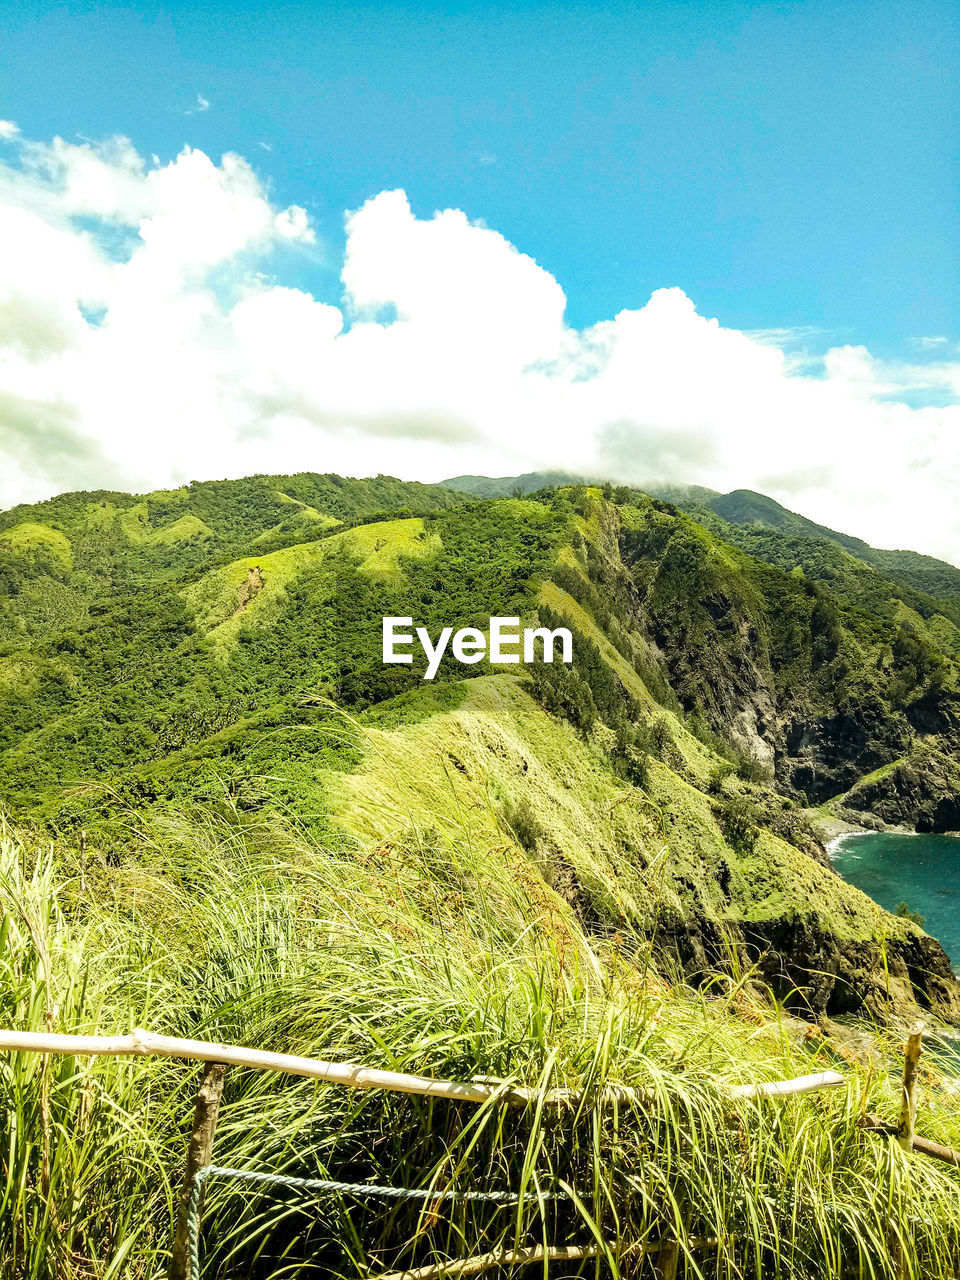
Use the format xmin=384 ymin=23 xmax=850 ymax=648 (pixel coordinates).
xmin=0 ymin=471 xmax=462 ymax=643
xmin=3 ymin=477 xmax=960 ymax=1017
xmin=8 ymin=809 xmax=960 ymax=1279
xmin=5 ymin=473 xmax=960 ymax=1276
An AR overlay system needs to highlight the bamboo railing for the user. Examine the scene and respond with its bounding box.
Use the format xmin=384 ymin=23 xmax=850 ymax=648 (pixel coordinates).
xmin=0 ymin=1023 xmax=953 ymax=1280
xmin=0 ymin=1027 xmax=845 ymax=1106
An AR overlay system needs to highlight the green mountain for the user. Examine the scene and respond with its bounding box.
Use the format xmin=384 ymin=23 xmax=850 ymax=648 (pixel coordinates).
xmin=3 ymin=473 xmax=960 ymax=1025
xmin=678 ymin=486 xmax=960 ymax=602
xmin=442 ymin=469 xmax=589 ymax=497
xmin=446 ymin=474 xmax=960 ymax=600
xmin=8 ymin=473 xmax=960 ymax=1277
xmin=0 ymin=471 xmax=462 ymax=643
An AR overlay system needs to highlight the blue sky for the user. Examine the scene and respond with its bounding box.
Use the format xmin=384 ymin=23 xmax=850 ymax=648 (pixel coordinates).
xmin=3 ymin=0 xmax=957 ymax=354
xmin=1 ymin=0 xmax=959 ymax=562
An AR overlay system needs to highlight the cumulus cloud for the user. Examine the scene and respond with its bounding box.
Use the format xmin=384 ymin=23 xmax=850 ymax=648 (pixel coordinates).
xmin=0 ymin=128 xmax=958 ymax=565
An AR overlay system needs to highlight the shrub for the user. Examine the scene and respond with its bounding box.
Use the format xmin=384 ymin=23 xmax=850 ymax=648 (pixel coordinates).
xmin=895 ymin=901 xmax=926 ymax=927
xmin=736 ymin=751 xmax=769 ymax=784
xmin=503 ymin=795 xmax=546 ymax=852
xmin=713 ymin=793 xmax=760 ymax=852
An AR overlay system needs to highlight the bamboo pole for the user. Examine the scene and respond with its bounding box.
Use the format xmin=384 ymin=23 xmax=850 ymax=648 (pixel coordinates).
xmin=0 ymin=1029 xmax=846 ymax=1108
xmin=728 ymin=1071 xmax=845 ymax=1099
xmin=0 ymin=1029 xmax=633 ymax=1107
xmin=893 ymin=1025 xmax=924 ymax=1280
xmin=888 ymin=1227 xmax=906 ymax=1280
xmin=378 ymin=1244 xmax=604 ymax=1279
xmin=898 ymin=1021 xmax=924 ymax=1152
xmin=378 ymin=1237 xmax=727 ymax=1280
xmin=861 ymin=1114 xmax=960 ymax=1167
xmin=909 ymin=1132 xmax=960 ymax=1166
xmin=655 ymin=1238 xmax=680 ymax=1280
xmin=169 ymin=1062 xmax=227 ymax=1280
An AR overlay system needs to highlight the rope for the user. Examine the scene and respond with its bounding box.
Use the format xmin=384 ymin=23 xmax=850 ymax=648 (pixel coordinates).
xmin=187 ymin=1165 xmax=557 ymax=1279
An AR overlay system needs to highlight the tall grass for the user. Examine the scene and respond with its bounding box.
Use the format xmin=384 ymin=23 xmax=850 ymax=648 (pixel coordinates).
xmin=2 ymin=811 xmax=960 ymax=1278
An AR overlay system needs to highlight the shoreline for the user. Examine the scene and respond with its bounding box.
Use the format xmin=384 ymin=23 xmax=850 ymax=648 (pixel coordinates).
xmin=826 ymin=828 xmax=960 ymax=980
xmin=825 ymin=830 xmax=861 ymax=859
xmin=812 ymin=808 xmax=960 ymax=862
xmin=827 ymin=828 xmax=960 ymax=862
xmin=808 ymin=811 xmax=874 ymax=860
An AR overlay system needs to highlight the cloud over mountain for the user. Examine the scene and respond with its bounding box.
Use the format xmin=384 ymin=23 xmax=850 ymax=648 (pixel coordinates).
xmin=1 ymin=128 xmax=958 ymax=563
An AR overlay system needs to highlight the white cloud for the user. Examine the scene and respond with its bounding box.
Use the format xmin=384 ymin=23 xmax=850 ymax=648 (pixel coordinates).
xmin=0 ymin=129 xmax=958 ymax=567
xmin=914 ymin=335 xmax=951 ymax=351
xmin=0 ymin=121 xmax=20 ymax=141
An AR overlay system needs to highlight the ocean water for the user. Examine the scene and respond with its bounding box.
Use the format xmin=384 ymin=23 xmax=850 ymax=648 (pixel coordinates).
xmin=832 ymin=832 xmax=960 ymax=966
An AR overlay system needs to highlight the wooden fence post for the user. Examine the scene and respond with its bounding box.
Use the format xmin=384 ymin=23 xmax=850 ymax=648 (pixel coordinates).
xmin=898 ymin=1022 xmax=924 ymax=1153
xmin=655 ymin=1238 xmax=679 ymax=1280
xmin=891 ymin=1022 xmax=924 ymax=1280
xmin=169 ymin=1061 xmax=227 ymax=1280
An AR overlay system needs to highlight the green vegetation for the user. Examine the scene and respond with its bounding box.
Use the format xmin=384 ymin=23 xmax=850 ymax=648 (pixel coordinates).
xmin=0 ymin=498 xmax=562 ymax=829
xmin=614 ymin=493 xmax=960 ymax=811
xmin=688 ymin=487 xmax=960 ymax=603
xmin=4 ymin=471 xmax=960 ymax=1275
xmin=6 ymin=803 xmax=960 ymax=1279
xmin=441 ymin=470 xmax=588 ymax=498
xmin=0 ymin=472 xmax=463 ymax=642
xmin=1 ymin=476 xmax=959 ymax=988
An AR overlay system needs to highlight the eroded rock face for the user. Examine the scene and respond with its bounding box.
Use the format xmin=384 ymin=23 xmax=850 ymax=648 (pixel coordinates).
xmin=843 ymin=746 xmax=960 ymax=834
xmin=235 ymin=565 xmax=265 ymax=613
xmin=614 ymin=503 xmax=956 ymax=822
xmin=744 ymin=915 xmax=960 ymax=1023
xmin=779 ymin=704 xmax=913 ymax=805
xmin=657 ymin=907 xmax=960 ymax=1024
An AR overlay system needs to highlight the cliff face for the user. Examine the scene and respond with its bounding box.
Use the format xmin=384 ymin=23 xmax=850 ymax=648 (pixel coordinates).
xmin=3 ymin=478 xmax=960 ymax=1023
xmin=746 ymin=917 xmax=960 ymax=1022
xmin=658 ymin=906 xmax=960 ymax=1023
xmin=611 ymin=497 xmax=960 ymax=830
xmin=841 ymin=746 xmax=960 ymax=833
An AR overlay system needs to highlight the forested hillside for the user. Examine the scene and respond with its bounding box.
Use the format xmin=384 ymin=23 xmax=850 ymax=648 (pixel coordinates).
xmin=3 ymin=474 xmax=960 ymax=1024
xmin=8 ymin=473 xmax=960 ymax=1278
xmin=0 ymin=471 xmax=461 ymax=641
xmin=648 ymin=484 xmax=960 ymax=603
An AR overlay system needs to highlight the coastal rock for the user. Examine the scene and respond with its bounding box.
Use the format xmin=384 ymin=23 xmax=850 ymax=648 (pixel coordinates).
xmin=745 ymin=917 xmax=960 ymax=1023
xmin=656 ymin=906 xmax=960 ymax=1024
xmin=779 ymin=701 xmax=913 ymax=805
xmin=843 ymin=743 xmax=960 ymax=834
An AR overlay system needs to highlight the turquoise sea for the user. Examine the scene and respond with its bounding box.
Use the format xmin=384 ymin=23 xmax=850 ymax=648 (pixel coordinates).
xmin=832 ymin=832 xmax=960 ymax=967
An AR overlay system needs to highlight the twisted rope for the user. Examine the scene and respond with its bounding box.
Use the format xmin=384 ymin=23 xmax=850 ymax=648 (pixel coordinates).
xmin=187 ymin=1165 xmax=555 ymax=1279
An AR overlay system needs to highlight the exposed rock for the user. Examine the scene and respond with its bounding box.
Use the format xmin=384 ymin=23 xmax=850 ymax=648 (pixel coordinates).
xmin=844 ymin=744 xmax=960 ymax=834
xmin=745 ymin=915 xmax=960 ymax=1023
xmin=235 ymin=565 xmax=264 ymax=614
xmin=778 ymin=700 xmax=913 ymax=805
xmin=658 ymin=906 xmax=960 ymax=1024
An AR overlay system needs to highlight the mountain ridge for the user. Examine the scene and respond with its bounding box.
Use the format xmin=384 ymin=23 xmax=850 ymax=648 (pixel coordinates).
xmin=440 ymin=472 xmax=960 ymax=591
xmin=4 ymin=472 xmax=960 ymax=1022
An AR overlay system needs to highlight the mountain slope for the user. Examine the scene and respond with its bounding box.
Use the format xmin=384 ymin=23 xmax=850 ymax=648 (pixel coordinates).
xmin=442 ymin=470 xmax=589 ymax=497
xmin=669 ymin=485 xmax=960 ymax=601
xmin=3 ymin=476 xmax=960 ymax=1020
xmin=445 ymin=475 xmax=960 ymax=600
xmin=0 ymin=471 xmax=462 ymax=643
